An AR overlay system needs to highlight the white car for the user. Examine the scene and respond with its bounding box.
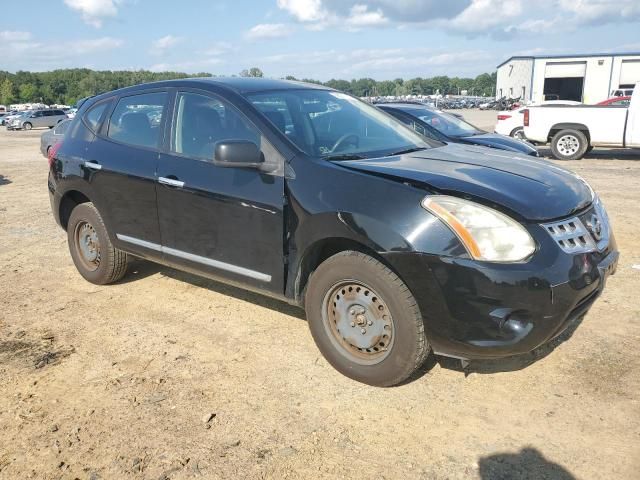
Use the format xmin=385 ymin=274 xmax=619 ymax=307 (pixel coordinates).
xmin=495 ymin=100 xmax=582 ymax=140
xmin=524 ymin=81 xmax=640 ymax=160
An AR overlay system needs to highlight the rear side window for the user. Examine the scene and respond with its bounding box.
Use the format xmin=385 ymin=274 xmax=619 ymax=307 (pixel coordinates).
xmin=84 ymin=102 xmax=108 ymax=132
xmin=108 ymin=92 xmax=167 ymax=149
xmin=54 ymin=120 xmax=70 ymax=135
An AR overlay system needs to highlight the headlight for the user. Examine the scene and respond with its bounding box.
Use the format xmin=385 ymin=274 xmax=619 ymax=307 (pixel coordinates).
xmin=422 ymin=195 xmax=535 ymax=262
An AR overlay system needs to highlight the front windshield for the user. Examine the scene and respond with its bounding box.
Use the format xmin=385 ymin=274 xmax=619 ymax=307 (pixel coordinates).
xmin=409 ymin=108 xmax=483 ymax=137
xmin=245 ymin=89 xmax=430 ymax=158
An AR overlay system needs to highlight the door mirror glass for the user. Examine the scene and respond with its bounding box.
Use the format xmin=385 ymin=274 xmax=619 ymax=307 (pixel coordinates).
xmin=213 ymin=140 xmax=264 ymax=168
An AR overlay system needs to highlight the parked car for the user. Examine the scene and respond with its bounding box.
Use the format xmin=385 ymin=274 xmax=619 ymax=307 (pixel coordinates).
xmin=378 ymin=103 xmax=539 ymax=156
xmin=597 ymin=96 xmax=631 ymax=106
xmin=524 ymin=81 xmax=639 ymax=160
xmin=495 ymin=101 xmax=582 ymax=139
xmin=7 ymin=109 xmax=68 ymax=130
xmin=0 ymin=112 xmax=6 ymax=125
xmin=48 ymin=78 xmax=618 ymax=386
xmin=2 ymin=110 xmax=26 ymax=127
xmin=40 ymin=119 xmax=71 ymax=157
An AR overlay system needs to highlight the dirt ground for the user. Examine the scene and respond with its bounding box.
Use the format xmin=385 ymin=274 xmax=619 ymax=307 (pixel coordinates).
xmin=1 ymin=113 xmax=639 ymax=480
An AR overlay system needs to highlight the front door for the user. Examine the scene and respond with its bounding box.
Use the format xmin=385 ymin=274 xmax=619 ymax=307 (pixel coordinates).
xmin=156 ymin=90 xmax=286 ymax=294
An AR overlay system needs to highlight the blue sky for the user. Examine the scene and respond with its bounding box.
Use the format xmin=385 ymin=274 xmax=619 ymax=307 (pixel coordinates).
xmin=1 ymin=0 xmax=639 ymax=80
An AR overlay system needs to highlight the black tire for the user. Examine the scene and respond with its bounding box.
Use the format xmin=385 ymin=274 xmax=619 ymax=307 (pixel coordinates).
xmin=585 ymin=146 xmax=594 ymax=154
xmin=510 ymin=127 xmax=525 ymax=140
xmin=305 ymin=251 xmax=429 ymax=387
xmin=67 ymin=202 xmax=128 ymax=285
xmin=551 ymin=129 xmax=588 ymax=160
xmin=23 ymin=122 xmax=32 ymax=131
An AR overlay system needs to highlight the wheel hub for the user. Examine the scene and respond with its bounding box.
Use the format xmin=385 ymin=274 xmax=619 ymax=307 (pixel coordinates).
xmin=558 ymin=135 xmax=579 ymax=155
xmin=323 ymin=281 xmax=394 ymax=364
xmin=75 ymin=221 xmax=101 ymax=271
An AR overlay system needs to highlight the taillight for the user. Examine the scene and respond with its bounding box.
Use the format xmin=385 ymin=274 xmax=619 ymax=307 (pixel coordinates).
xmin=523 ymin=109 xmax=530 ymax=127
xmin=48 ymin=141 xmax=62 ymax=169
xmin=497 ymin=114 xmax=511 ymax=121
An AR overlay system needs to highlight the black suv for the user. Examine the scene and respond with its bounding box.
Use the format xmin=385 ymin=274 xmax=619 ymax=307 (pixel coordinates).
xmin=48 ymin=78 xmax=618 ymax=386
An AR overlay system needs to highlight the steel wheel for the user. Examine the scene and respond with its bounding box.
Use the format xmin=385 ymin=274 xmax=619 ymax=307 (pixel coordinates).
xmin=74 ymin=220 xmax=101 ymax=271
xmin=557 ymin=134 xmax=580 ymax=156
xmin=322 ymin=280 xmax=395 ymax=365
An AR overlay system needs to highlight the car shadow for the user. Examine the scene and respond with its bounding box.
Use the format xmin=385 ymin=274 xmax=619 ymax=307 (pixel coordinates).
xmin=436 ymin=314 xmax=585 ymax=375
xmin=478 ymin=447 xmax=576 ymax=480
xmin=118 ymin=258 xmax=306 ymax=320
xmin=537 ymin=146 xmax=640 ymax=160
xmin=0 ymin=174 xmax=11 ymax=186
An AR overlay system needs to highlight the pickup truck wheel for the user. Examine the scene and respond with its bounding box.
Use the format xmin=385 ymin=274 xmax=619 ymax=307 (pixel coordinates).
xmin=305 ymin=251 xmax=429 ymax=387
xmin=551 ymin=129 xmax=588 ymax=160
xmin=510 ymin=127 xmax=525 ymax=140
xmin=67 ymin=202 xmax=128 ymax=285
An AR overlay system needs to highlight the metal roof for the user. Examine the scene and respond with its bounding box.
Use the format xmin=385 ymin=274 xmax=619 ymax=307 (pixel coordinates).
xmin=497 ymin=52 xmax=640 ymax=69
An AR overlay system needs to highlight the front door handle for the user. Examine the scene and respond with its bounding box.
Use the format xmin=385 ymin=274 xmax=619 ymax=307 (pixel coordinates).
xmin=158 ymin=176 xmax=185 ymax=188
xmin=84 ymin=161 xmax=102 ymax=170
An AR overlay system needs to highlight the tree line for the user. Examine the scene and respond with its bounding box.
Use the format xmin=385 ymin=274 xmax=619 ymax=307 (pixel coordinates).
xmin=0 ymin=68 xmax=497 ymax=106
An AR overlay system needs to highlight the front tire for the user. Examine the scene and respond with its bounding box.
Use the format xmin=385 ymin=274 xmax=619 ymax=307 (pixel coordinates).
xmin=23 ymin=122 xmax=32 ymax=131
xmin=551 ymin=129 xmax=588 ymax=160
xmin=305 ymin=251 xmax=429 ymax=387
xmin=67 ymin=203 xmax=128 ymax=285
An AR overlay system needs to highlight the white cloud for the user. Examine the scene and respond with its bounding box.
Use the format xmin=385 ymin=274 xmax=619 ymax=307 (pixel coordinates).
xmin=245 ymin=23 xmax=292 ymax=41
xmin=64 ymin=0 xmax=123 ymax=28
xmin=277 ymin=0 xmax=327 ymax=22
xmin=150 ymin=35 xmax=183 ymax=55
xmin=558 ymin=0 xmax=640 ymax=25
xmin=0 ymin=31 xmax=32 ymax=41
xmin=346 ymin=5 xmax=388 ymax=29
xmin=447 ymin=0 xmax=523 ymax=34
xmin=0 ymin=34 xmax=123 ymax=70
xmin=149 ymin=58 xmax=224 ymax=73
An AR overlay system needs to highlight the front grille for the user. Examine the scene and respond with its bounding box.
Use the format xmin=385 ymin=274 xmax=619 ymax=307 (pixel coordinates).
xmin=542 ymin=197 xmax=611 ymax=254
xmin=542 ymin=216 xmax=596 ymax=254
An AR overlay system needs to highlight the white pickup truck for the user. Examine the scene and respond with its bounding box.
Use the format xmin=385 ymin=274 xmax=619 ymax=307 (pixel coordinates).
xmin=523 ymin=81 xmax=640 ymax=160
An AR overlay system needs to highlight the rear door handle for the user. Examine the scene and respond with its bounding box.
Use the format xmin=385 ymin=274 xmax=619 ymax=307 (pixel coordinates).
xmin=84 ymin=161 xmax=102 ymax=170
xmin=158 ymin=176 xmax=185 ymax=188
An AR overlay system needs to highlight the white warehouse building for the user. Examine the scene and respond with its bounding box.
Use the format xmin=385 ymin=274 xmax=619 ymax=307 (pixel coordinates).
xmin=496 ymin=53 xmax=640 ymax=104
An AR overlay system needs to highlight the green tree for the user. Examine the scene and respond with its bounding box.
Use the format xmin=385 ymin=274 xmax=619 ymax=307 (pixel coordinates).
xmin=0 ymin=78 xmax=15 ymax=105
xmin=19 ymin=83 xmax=38 ymax=102
xmin=240 ymin=67 xmax=264 ymax=78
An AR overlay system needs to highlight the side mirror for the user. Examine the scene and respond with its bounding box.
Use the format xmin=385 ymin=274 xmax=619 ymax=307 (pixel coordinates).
xmin=213 ymin=140 xmax=264 ymax=168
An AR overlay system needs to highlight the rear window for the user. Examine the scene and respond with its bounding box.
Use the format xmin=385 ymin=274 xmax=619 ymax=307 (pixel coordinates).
xmin=107 ymin=92 xmax=167 ymax=149
xmin=84 ymin=102 xmax=108 ymax=132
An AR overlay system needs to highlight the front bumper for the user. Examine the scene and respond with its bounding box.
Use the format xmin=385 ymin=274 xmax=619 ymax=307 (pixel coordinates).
xmin=382 ymin=232 xmax=618 ymax=360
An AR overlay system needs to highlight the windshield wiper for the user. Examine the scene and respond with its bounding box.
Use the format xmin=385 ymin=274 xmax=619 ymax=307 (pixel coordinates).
xmin=389 ymin=147 xmax=427 ymax=156
xmin=324 ymin=153 xmax=367 ymax=160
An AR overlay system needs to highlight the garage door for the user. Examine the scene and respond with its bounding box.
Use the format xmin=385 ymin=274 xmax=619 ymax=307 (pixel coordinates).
xmin=544 ymin=62 xmax=587 ymax=78
xmin=620 ymin=60 xmax=640 ymax=85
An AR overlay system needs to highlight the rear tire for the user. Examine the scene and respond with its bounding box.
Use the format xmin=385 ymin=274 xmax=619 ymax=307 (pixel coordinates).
xmin=67 ymin=202 xmax=128 ymax=285
xmin=510 ymin=127 xmax=525 ymax=140
xmin=305 ymin=251 xmax=429 ymax=387
xmin=551 ymin=129 xmax=588 ymax=160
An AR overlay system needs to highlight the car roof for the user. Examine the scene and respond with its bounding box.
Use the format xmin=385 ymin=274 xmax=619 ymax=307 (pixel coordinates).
xmin=90 ymin=77 xmax=331 ymax=102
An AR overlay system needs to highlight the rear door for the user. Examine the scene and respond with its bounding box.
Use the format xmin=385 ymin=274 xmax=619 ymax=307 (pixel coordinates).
xmin=85 ymin=91 xmax=168 ymax=259
xmin=156 ymin=89 xmax=286 ymax=294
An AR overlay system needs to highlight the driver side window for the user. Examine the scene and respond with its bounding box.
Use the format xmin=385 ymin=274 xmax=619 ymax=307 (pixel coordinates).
xmin=171 ymin=92 xmax=260 ymax=161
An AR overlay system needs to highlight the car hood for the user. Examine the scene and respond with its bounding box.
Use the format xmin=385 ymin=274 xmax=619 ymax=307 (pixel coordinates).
xmin=456 ymin=133 xmax=538 ymax=155
xmin=336 ymin=143 xmax=593 ymax=221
